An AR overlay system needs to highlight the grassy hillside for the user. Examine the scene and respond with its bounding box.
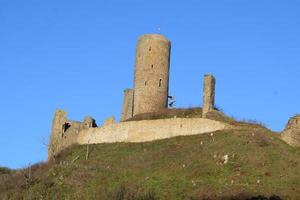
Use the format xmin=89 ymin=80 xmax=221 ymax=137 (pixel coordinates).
xmin=1 ymin=127 xmax=299 ymax=199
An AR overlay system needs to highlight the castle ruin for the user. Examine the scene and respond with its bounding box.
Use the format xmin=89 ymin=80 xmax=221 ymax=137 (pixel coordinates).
xmin=48 ymin=33 xmax=299 ymax=159
xmin=120 ymin=34 xmax=171 ymax=120
xmin=120 ymin=89 xmax=134 ymax=122
xmin=48 ymin=110 xmax=97 ymax=158
xmin=202 ymin=74 xmax=216 ymax=118
xmin=133 ymin=34 xmax=171 ymax=116
xmin=281 ymin=115 xmax=300 ymax=147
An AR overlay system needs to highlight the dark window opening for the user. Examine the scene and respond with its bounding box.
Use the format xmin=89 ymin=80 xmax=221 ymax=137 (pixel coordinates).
xmin=159 ymin=79 xmax=162 ymax=87
xmin=144 ymin=81 xmax=147 ymax=86
xmin=62 ymin=122 xmax=71 ymax=137
xmin=149 ymin=47 xmax=151 ymax=51
xmin=151 ymin=64 xmax=154 ymax=68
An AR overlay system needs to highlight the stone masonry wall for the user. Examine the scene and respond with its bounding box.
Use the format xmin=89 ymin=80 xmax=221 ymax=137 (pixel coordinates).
xmin=202 ymin=74 xmax=216 ymax=118
xmin=77 ymin=118 xmax=232 ymax=145
xmin=120 ymin=89 xmax=134 ymax=121
xmin=49 ymin=110 xmax=67 ymax=159
xmin=57 ymin=120 xmax=82 ymax=153
xmin=48 ymin=110 xmax=96 ymax=159
xmin=133 ymin=34 xmax=171 ymax=116
xmin=49 ymin=110 xmax=233 ymax=157
xmin=281 ymin=115 xmax=300 ymax=147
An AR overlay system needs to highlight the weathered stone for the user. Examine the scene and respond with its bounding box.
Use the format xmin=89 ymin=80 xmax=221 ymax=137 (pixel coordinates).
xmin=103 ymin=116 xmax=116 ymax=126
xmin=120 ymin=89 xmax=134 ymax=122
xmin=202 ymin=74 xmax=216 ymax=118
xmin=133 ymin=34 xmax=171 ymax=116
xmin=48 ymin=109 xmax=67 ymax=159
xmin=281 ymin=115 xmax=300 ymax=147
xmin=48 ymin=110 xmax=97 ymax=159
xmin=77 ymin=118 xmax=233 ymax=144
xmin=48 ymin=35 xmax=229 ymax=158
xmin=83 ymin=116 xmax=97 ymax=129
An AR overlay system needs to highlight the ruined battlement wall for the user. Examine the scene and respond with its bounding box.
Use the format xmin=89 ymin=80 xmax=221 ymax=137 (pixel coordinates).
xmin=120 ymin=89 xmax=134 ymax=122
xmin=48 ymin=110 xmax=97 ymax=159
xmin=49 ymin=109 xmax=233 ymax=157
xmin=77 ymin=118 xmax=233 ymax=145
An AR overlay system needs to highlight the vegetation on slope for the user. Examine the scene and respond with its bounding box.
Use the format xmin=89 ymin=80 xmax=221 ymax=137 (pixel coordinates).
xmin=0 ymin=167 xmax=12 ymax=175
xmin=1 ymin=127 xmax=299 ymax=199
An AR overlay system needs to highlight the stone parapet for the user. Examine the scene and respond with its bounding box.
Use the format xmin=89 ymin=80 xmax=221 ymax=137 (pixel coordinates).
xmin=77 ymin=117 xmax=232 ymax=145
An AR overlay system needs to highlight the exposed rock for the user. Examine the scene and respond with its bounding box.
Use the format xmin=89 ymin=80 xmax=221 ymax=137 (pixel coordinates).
xmin=281 ymin=115 xmax=300 ymax=147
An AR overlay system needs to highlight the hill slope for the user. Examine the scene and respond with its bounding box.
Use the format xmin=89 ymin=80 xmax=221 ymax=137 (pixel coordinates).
xmin=1 ymin=128 xmax=299 ymax=200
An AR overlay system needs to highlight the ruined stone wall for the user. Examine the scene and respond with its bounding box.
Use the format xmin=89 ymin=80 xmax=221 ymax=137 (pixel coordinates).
xmin=133 ymin=34 xmax=171 ymax=116
xmin=281 ymin=115 xmax=300 ymax=147
xmin=49 ymin=112 xmax=234 ymax=157
xmin=58 ymin=120 xmax=82 ymax=151
xmin=48 ymin=110 xmax=96 ymax=159
xmin=77 ymin=118 xmax=232 ymax=145
xmin=48 ymin=110 xmax=67 ymax=159
xmin=202 ymin=74 xmax=216 ymax=118
xmin=120 ymin=89 xmax=134 ymax=121
xmin=83 ymin=116 xmax=97 ymax=129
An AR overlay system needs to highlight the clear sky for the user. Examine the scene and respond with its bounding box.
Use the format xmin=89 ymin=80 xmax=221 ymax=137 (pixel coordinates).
xmin=1 ymin=0 xmax=300 ymax=169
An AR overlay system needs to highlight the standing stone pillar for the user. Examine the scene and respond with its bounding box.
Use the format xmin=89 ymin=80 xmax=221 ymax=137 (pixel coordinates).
xmin=48 ymin=109 xmax=67 ymax=159
xmin=202 ymin=74 xmax=216 ymax=118
xmin=120 ymin=89 xmax=134 ymax=121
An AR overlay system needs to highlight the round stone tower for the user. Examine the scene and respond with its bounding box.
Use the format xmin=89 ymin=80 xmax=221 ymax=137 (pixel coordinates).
xmin=133 ymin=34 xmax=171 ymax=116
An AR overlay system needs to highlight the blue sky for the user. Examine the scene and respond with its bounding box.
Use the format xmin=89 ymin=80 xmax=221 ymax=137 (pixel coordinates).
xmin=1 ymin=0 xmax=300 ymax=169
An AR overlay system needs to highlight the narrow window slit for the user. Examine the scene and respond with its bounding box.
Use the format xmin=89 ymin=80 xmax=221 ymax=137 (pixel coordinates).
xmin=159 ymin=79 xmax=162 ymax=87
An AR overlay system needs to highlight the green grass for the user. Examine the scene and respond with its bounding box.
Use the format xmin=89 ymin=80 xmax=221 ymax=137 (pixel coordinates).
xmin=1 ymin=128 xmax=299 ymax=199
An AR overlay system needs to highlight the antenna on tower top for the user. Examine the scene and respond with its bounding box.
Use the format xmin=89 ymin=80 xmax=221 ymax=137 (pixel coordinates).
xmin=157 ymin=26 xmax=161 ymax=33
xmin=168 ymin=95 xmax=176 ymax=108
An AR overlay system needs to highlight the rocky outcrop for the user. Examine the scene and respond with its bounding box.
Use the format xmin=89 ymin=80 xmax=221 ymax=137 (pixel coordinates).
xmin=281 ymin=115 xmax=300 ymax=147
